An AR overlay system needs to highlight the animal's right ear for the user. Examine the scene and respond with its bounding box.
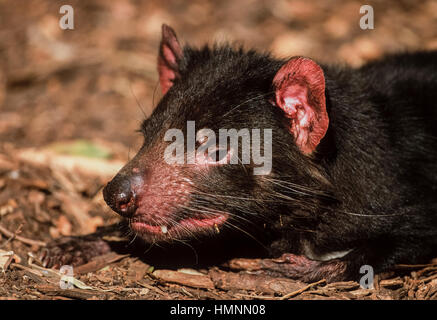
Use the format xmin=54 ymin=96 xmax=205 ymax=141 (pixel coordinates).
xmin=158 ymin=24 xmax=183 ymax=95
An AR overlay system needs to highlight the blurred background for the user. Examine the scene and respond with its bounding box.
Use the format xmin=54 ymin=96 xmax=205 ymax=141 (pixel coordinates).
xmin=0 ymin=0 xmax=437 ymax=299
xmin=0 ymin=0 xmax=436 ymax=155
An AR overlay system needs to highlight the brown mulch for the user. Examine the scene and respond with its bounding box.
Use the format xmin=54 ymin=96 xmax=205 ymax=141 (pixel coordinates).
xmin=0 ymin=149 xmax=436 ymax=300
xmin=1 ymin=0 xmax=437 ymax=300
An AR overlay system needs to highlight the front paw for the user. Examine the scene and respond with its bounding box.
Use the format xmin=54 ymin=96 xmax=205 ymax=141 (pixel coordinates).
xmin=39 ymin=236 xmax=111 ymax=269
xmin=227 ymin=254 xmax=348 ymax=283
xmin=260 ymin=254 xmax=348 ymax=282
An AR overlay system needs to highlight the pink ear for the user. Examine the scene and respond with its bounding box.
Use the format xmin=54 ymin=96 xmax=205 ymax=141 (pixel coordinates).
xmin=273 ymin=57 xmax=329 ymax=155
xmin=158 ymin=24 xmax=183 ymax=95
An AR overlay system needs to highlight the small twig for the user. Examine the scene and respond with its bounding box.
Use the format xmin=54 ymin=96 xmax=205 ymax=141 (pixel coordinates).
xmin=0 ymin=223 xmax=46 ymax=247
xmin=181 ymin=287 xmax=195 ymax=298
xmin=395 ymin=263 xmax=437 ymax=270
xmin=419 ymin=273 xmax=437 ymax=283
xmin=35 ymin=284 xmax=108 ymax=300
xmin=10 ymin=263 xmax=45 ymax=277
xmin=416 ymin=266 xmax=437 ymax=277
xmin=74 ymin=253 xmax=129 ymax=275
xmin=280 ymin=279 xmax=326 ymax=300
xmin=235 ymin=293 xmax=277 ymax=300
xmin=0 ymin=224 xmax=22 ymax=248
xmin=136 ymin=281 xmax=165 ymax=296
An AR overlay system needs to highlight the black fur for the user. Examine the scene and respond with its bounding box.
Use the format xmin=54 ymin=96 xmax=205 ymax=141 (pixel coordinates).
xmin=43 ymin=41 xmax=437 ymax=282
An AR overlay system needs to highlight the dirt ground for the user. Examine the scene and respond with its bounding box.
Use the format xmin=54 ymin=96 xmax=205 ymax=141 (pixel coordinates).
xmin=1 ymin=0 xmax=437 ymax=300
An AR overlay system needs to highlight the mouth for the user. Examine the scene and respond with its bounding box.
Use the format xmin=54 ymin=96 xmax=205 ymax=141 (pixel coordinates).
xmin=130 ymin=213 xmax=228 ymax=239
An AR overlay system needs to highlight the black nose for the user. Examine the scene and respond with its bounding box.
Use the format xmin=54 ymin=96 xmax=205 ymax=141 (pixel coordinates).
xmin=103 ymin=176 xmax=137 ymax=218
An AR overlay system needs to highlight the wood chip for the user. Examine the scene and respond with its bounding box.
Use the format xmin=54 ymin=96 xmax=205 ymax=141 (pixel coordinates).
xmin=153 ymin=269 xmax=215 ymax=290
xmin=325 ymin=281 xmax=360 ymax=291
xmin=0 ymin=250 xmax=14 ymax=271
xmin=225 ymin=258 xmax=263 ymax=271
xmin=35 ymin=284 xmax=107 ymax=300
xmin=209 ymin=269 xmax=305 ymax=295
xmin=379 ymin=278 xmax=404 ymax=288
xmin=74 ymin=252 xmax=129 ymax=275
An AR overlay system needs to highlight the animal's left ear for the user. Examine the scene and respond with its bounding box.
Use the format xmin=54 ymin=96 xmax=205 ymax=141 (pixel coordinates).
xmin=158 ymin=24 xmax=183 ymax=95
xmin=273 ymin=57 xmax=329 ymax=155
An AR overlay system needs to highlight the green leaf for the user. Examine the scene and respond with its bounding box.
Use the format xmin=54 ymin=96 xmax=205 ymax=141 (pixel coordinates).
xmin=49 ymin=140 xmax=112 ymax=159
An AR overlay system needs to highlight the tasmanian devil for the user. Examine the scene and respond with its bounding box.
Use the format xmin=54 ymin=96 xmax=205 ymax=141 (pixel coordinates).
xmin=40 ymin=25 xmax=437 ymax=283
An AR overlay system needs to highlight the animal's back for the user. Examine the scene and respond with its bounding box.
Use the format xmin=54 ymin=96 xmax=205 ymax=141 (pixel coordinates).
xmin=360 ymin=51 xmax=437 ymax=195
xmin=361 ymin=51 xmax=437 ymax=137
